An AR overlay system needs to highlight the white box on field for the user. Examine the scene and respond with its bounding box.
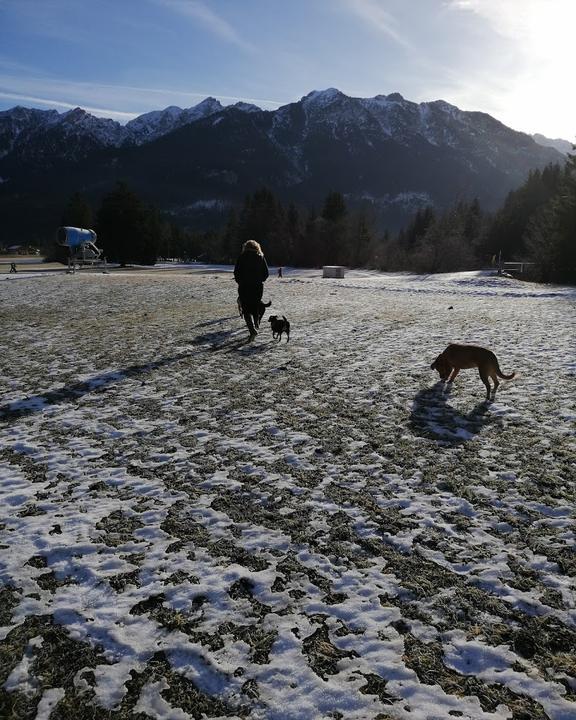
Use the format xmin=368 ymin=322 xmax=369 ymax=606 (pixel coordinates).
xmin=322 ymin=266 xmax=346 ymax=278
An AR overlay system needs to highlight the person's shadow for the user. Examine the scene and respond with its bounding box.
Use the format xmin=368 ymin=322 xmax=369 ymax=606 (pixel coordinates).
xmin=408 ymin=383 xmax=501 ymax=444
xmin=0 ymin=328 xmax=276 ymax=422
xmin=194 ymin=315 xmax=237 ymax=329
xmin=191 ymin=327 xmax=259 ymax=351
xmin=192 ymin=328 xmax=238 ymax=347
xmin=0 ymin=351 xmax=195 ymax=423
xmin=191 ymin=323 xmax=276 ymax=354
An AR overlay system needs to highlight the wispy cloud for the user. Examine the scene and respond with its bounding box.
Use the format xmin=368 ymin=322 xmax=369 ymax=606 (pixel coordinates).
xmin=0 ymin=56 xmax=49 ymax=76
xmin=339 ymin=0 xmax=415 ymax=51
xmin=152 ymin=0 xmax=255 ymax=51
xmin=0 ymin=72 xmax=285 ymax=120
xmin=0 ymin=91 xmax=137 ymax=120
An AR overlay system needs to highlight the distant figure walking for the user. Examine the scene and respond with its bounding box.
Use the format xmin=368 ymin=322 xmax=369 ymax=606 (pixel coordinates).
xmin=278 ymin=266 xmax=283 ymax=278
xmin=234 ymin=240 xmax=269 ymax=341
xmin=9 ymin=263 xmax=17 ymax=273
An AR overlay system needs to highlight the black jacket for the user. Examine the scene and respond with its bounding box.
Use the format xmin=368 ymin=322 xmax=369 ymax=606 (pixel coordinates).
xmin=234 ymin=250 xmax=269 ymax=287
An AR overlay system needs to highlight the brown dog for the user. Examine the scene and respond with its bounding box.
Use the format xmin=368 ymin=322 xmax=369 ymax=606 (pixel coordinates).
xmin=431 ymin=344 xmax=515 ymax=399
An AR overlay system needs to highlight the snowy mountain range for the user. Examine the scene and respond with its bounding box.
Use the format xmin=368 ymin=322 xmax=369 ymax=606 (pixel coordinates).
xmin=0 ymin=89 xmax=566 ymax=241
xmin=0 ymin=97 xmax=260 ymax=160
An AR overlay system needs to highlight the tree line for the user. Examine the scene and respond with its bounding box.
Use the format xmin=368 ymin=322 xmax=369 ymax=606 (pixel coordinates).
xmin=55 ymin=150 xmax=575 ymax=283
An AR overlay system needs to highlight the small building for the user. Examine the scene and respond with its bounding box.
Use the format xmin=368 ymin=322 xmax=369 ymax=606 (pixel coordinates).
xmin=5 ymin=245 xmax=39 ymax=255
xmin=322 ymin=265 xmax=346 ymax=278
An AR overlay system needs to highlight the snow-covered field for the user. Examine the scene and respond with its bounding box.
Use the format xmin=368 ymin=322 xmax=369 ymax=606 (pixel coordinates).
xmin=1 ymin=267 xmax=575 ymax=720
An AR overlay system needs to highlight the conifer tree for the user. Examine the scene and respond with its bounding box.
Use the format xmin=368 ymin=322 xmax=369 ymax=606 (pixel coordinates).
xmin=285 ymin=203 xmax=301 ymax=266
xmin=96 ymin=183 xmax=159 ymax=265
xmin=411 ymin=205 xmax=477 ymax=273
xmin=482 ymin=164 xmax=564 ymax=260
xmin=403 ymin=206 xmax=435 ymax=248
xmin=47 ymin=192 xmax=94 ymax=262
xmin=239 ymin=188 xmax=282 ymax=261
xmin=319 ymin=191 xmax=348 ymax=264
xmin=321 ymin=191 xmax=347 ymax=223
xmin=525 ymin=152 xmax=576 ymax=282
xmin=221 ymin=209 xmax=240 ymax=263
xmin=297 ymin=208 xmax=319 ymax=267
xmin=351 ymin=215 xmax=373 ymax=267
xmin=61 ymin=192 xmax=93 ymax=229
xmin=140 ymin=206 xmax=162 ymax=265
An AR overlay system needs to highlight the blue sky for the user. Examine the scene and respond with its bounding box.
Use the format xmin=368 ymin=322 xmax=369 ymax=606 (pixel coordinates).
xmin=0 ymin=0 xmax=574 ymax=140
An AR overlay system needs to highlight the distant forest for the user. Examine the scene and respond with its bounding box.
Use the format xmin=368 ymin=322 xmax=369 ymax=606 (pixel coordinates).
xmin=52 ymin=152 xmax=575 ymax=284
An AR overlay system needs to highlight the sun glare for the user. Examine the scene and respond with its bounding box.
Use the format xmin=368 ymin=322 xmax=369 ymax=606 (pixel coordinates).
xmin=452 ymin=0 xmax=576 ymax=138
xmin=509 ymin=3 xmax=576 ymax=137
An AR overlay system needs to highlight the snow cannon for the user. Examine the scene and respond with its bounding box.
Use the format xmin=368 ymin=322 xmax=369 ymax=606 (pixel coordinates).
xmin=57 ymin=226 xmax=98 ymax=250
xmin=57 ymin=226 xmax=103 ymax=271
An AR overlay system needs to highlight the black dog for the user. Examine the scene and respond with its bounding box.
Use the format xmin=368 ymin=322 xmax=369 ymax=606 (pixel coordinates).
xmin=238 ymin=298 xmax=271 ymax=328
xmin=269 ymin=315 xmax=290 ymax=342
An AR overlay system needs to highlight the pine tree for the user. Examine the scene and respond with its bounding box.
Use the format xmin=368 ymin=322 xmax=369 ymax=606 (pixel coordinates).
xmin=140 ymin=206 xmax=162 ymax=265
xmin=286 ymin=203 xmax=300 ymax=243
xmin=61 ymin=192 xmax=93 ymax=229
xmin=403 ymin=206 xmax=435 ymax=248
xmin=351 ymin=215 xmax=373 ymax=267
xmin=319 ymin=191 xmax=348 ymax=264
xmin=462 ymin=198 xmax=483 ymax=247
xmin=156 ymin=220 xmax=175 ymax=260
xmin=96 ymin=183 xmax=159 ymax=265
xmin=321 ymin=191 xmax=347 ymax=223
xmin=411 ymin=205 xmax=477 ymax=273
xmin=482 ymin=164 xmax=564 ymax=260
xmin=221 ymin=209 xmax=240 ymax=263
xmin=46 ymin=192 xmax=94 ymax=263
xmin=285 ymin=203 xmax=300 ymax=266
xmin=297 ymin=208 xmax=319 ymax=267
xmin=525 ymin=152 xmax=576 ymax=282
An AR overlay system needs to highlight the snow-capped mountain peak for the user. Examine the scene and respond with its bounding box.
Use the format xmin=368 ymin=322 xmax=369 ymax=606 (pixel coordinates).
xmin=162 ymin=105 xmax=182 ymax=116
xmin=231 ymin=101 xmax=261 ymax=113
xmin=126 ymin=97 xmax=225 ymax=144
xmin=0 ymin=88 xmax=566 ymax=212
xmin=53 ymin=107 xmax=125 ymax=146
xmin=60 ymin=107 xmax=88 ymax=121
xmin=192 ymin=97 xmax=223 ymax=113
xmin=302 ymin=88 xmax=345 ymax=108
xmin=424 ymin=99 xmax=461 ymax=118
xmin=125 ymin=106 xmax=186 ymax=143
xmin=384 ymin=92 xmax=405 ymax=103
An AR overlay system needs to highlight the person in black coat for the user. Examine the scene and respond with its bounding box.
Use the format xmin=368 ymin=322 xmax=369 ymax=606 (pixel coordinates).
xmin=233 ymin=240 xmax=269 ymax=339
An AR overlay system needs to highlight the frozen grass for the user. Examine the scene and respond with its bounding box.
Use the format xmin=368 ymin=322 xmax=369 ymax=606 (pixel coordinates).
xmin=0 ymin=267 xmax=575 ymax=720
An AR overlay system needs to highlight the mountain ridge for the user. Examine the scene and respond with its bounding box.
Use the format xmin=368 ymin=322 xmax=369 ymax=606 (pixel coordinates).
xmin=532 ymin=133 xmax=573 ymax=156
xmin=0 ymin=89 xmax=566 ymax=242
xmin=3 ymin=89 xmax=568 ymax=161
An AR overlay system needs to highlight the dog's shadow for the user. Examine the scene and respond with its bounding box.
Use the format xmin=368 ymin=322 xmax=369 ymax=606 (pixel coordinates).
xmin=409 ymin=383 xmax=502 ymax=444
